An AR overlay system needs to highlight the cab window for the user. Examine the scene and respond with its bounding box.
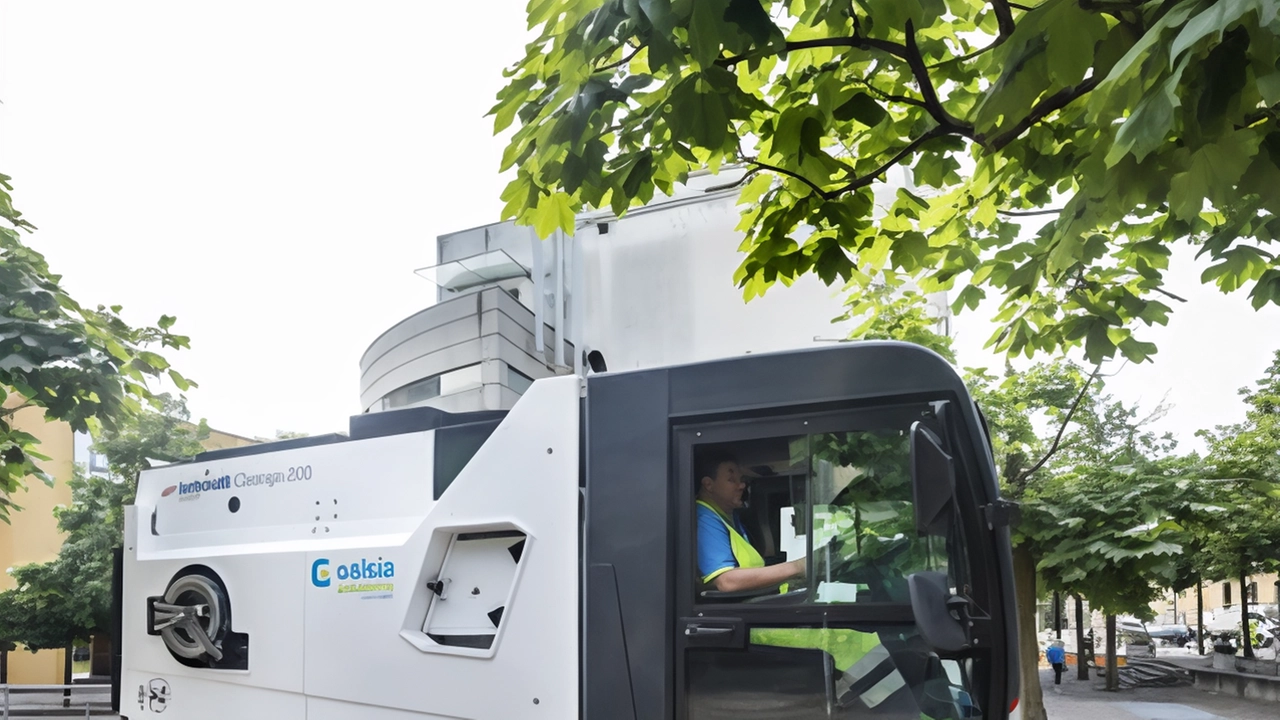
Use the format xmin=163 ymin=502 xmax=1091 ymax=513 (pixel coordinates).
xmin=691 ymin=415 xmax=953 ymax=606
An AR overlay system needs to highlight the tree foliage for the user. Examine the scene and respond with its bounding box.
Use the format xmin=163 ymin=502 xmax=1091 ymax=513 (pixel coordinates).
xmin=92 ymin=393 xmax=209 ymax=502
xmin=0 ymin=467 xmax=117 ymax=650
xmin=496 ymin=0 xmax=1280 ymax=367
xmin=1196 ymin=351 xmax=1280 ymax=583
xmin=1022 ymin=465 xmax=1216 ymax=619
xmin=1 ymin=174 xmax=194 ymax=521
xmin=831 ymin=279 xmax=957 ymax=362
xmin=0 ymin=399 xmax=207 ymax=652
xmin=840 ymin=289 xmax=1201 ymax=709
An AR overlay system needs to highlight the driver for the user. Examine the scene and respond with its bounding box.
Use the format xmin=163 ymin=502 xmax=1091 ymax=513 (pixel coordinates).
xmin=696 ymin=451 xmax=805 ymax=592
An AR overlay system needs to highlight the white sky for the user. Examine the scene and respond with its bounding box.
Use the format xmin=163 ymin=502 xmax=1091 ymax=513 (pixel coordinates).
xmin=2 ymin=1 xmax=1277 ymax=450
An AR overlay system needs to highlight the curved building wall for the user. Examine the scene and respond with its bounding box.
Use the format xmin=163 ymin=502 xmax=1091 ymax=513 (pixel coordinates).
xmin=359 ymin=287 xmax=572 ymax=414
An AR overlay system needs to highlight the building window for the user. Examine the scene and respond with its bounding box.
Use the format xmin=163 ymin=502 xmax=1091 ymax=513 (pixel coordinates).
xmin=382 ymin=365 xmax=483 ymax=410
xmin=88 ymin=450 xmax=109 ymax=473
xmin=1223 ymin=583 xmax=1233 ymax=607
xmin=507 ymin=365 xmax=535 ymax=395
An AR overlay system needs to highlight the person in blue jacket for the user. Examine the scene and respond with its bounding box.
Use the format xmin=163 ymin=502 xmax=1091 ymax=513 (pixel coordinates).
xmin=1045 ymin=639 xmax=1067 ymax=691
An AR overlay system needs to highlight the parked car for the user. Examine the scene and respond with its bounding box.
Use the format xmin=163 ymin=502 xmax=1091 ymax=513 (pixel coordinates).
xmin=1147 ymin=624 xmax=1195 ymax=647
xmin=1206 ymin=609 xmax=1278 ymax=648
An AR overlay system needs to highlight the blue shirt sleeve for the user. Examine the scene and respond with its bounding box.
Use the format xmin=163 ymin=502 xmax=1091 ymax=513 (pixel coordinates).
xmin=697 ymin=504 xmax=739 ymax=583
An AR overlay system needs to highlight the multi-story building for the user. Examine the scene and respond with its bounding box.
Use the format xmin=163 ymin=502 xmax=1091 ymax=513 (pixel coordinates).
xmin=0 ymin=399 xmax=255 ymax=684
xmin=1151 ymin=574 xmax=1280 ymax=626
xmin=360 ymin=169 xmax=949 ymax=415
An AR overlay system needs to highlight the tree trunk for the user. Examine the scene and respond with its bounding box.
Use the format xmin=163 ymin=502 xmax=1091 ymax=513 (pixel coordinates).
xmin=1053 ymin=591 xmax=1062 ymax=639
xmin=63 ymin=642 xmax=73 ymax=708
xmin=1105 ymin=614 xmax=1118 ymax=691
xmin=1196 ymin=581 xmax=1205 ymax=656
xmin=1241 ymin=567 xmax=1253 ymax=658
xmin=1 ymin=648 xmax=7 ymax=684
xmin=1075 ymin=595 xmax=1089 ymax=680
xmin=90 ymin=633 xmax=112 ymax=677
xmin=1013 ymin=545 xmax=1047 ymax=720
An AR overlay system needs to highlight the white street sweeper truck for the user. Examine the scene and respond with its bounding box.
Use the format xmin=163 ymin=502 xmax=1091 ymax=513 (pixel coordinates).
xmin=118 ymin=341 xmax=1020 ymax=720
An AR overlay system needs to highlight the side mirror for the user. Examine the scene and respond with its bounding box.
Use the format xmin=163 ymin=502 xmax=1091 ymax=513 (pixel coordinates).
xmin=908 ymin=571 xmax=971 ymax=654
xmin=910 ymin=422 xmax=956 ymax=538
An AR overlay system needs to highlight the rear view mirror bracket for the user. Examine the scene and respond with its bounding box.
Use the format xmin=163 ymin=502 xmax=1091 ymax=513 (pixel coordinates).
xmin=982 ymin=499 xmax=1021 ymax=529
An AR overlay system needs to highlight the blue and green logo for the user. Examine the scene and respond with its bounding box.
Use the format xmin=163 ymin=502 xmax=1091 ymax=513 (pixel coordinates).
xmin=311 ymin=557 xmax=395 ymax=594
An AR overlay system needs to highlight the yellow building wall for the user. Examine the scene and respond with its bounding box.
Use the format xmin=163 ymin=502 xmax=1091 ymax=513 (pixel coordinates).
xmin=0 ymin=400 xmax=75 ymax=684
xmin=6 ymin=647 xmax=66 ymax=684
xmin=199 ymin=426 xmax=259 ymax=453
xmin=1152 ymin=572 xmax=1280 ymax=622
xmin=0 ymin=406 xmax=257 ymax=684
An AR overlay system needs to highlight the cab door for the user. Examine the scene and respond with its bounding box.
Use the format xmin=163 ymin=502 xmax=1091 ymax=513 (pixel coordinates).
xmin=673 ymin=403 xmax=990 ymax=720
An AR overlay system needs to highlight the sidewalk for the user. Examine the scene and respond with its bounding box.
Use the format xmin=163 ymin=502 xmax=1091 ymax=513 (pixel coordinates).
xmin=1040 ymin=667 xmax=1276 ymax=720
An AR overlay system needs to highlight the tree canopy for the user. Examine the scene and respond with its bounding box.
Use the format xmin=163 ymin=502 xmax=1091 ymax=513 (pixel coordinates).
xmin=496 ymin=0 xmax=1280 ymax=365
xmin=0 ymin=398 xmax=207 ymax=652
xmin=92 ymin=393 xmax=209 ymax=502
xmin=0 ymin=468 xmax=121 ymax=651
xmin=1 ymin=173 xmax=192 ymax=521
xmin=1195 ymin=351 xmax=1280 ymax=606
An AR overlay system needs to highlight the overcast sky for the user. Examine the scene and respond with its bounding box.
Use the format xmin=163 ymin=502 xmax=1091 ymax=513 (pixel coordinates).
xmin=2 ymin=1 xmax=1277 ymax=450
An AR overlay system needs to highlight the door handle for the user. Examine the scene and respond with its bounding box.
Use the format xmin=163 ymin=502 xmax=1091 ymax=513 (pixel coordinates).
xmin=685 ymin=624 xmax=734 ymax=637
xmin=680 ymin=616 xmax=745 ymax=647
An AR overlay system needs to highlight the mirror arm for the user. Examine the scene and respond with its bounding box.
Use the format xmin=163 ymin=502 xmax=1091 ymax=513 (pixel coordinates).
xmin=982 ymin=499 xmax=1020 ymax=529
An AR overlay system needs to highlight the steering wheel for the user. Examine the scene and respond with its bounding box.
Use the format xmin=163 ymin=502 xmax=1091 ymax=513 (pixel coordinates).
xmin=827 ymin=534 xmax=912 ymax=578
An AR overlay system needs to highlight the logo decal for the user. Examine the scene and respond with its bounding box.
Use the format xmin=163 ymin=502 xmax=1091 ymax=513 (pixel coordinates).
xmin=311 ymin=558 xmax=331 ymax=588
xmin=161 ymin=485 xmax=178 ymax=497
xmin=311 ymin=556 xmax=394 ymax=598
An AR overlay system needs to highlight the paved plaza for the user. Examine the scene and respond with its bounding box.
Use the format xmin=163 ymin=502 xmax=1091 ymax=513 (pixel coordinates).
xmin=1040 ymin=667 xmax=1276 ymax=720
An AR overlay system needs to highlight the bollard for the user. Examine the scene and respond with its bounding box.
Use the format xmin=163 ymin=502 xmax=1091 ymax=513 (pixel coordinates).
xmin=3 ymin=683 xmax=8 ymax=720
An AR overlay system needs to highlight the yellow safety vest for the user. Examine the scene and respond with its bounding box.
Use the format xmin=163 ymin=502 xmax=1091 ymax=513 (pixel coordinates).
xmin=697 ymin=500 xmax=765 ymax=583
xmin=695 ymin=501 xmax=880 ymax=676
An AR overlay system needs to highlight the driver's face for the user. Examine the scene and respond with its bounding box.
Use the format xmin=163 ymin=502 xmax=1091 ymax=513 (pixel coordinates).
xmin=704 ymin=461 xmax=746 ymax=511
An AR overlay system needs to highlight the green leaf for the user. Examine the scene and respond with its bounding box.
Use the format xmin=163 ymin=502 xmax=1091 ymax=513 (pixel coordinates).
xmin=799 ymin=116 xmax=825 ymax=158
xmin=531 ymin=191 xmax=576 ymax=237
xmin=833 ymin=93 xmax=888 ymax=127
xmin=1106 ymin=57 xmax=1189 ymax=166
xmin=1201 ymin=246 xmax=1273 ymax=291
xmin=0 ymin=354 xmax=37 ymax=373
xmin=864 ymin=0 xmax=924 ymax=32
xmin=1097 ymin=0 xmax=1200 ymax=89
xmin=1085 ymin=320 xmax=1115 ymax=364
xmin=168 ymin=369 xmax=193 ymax=392
xmin=1169 ymin=0 xmax=1274 ymax=68
xmin=622 ymin=151 xmax=655 ymax=198
xmin=688 ymin=0 xmax=729 ymax=68
xmin=639 ymin=0 xmax=678 ymax=33
xmin=1044 ymin=1 xmax=1108 ymax=87
xmin=1168 ymin=131 xmax=1261 ymax=219
xmin=725 ymin=0 xmax=775 ymax=45
xmin=951 ymin=284 xmax=985 ymax=313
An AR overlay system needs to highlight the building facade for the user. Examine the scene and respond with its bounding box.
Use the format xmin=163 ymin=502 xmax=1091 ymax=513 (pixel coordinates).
xmin=360 ymin=169 xmax=950 ymax=414
xmin=1151 ymin=574 xmax=1280 ymax=626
